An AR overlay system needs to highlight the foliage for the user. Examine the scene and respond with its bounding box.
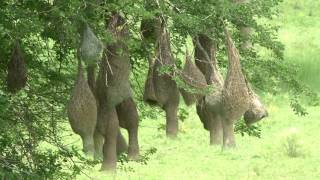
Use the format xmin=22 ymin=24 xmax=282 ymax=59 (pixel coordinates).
xmin=0 ymin=81 xmax=95 ymax=179
xmin=178 ymin=106 xmax=189 ymax=122
xmin=0 ymin=0 xmax=318 ymax=178
xmin=290 ymin=96 xmax=308 ymax=116
xmin=118 ymin=147 xmax=158 ymax=166
xmin=235 ymin=119 xmax=262 ymax=138
xmin=117 ymin=147 xmax=158 ymax=173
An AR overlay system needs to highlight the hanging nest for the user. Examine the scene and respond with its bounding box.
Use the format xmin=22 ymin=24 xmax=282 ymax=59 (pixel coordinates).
xmin=179 ymin=51 xmax=208 ymax=106
xmin=104 ymin=47 xmax=132 ymax=108
xmin=7 ymin=41 xmax=27 ymax=93
xmin=141 ymin=16 xmax=161 ymax=106
xmin=95 ymin=14 xmax=132 ymax=109
xmin=243 ymin=80 xmax=268 ymax=125
xmin=104 ymin=14 xmax=132 ymax=108
xmin=152 ymin=25 xmax=180 ymax=107
xmin=221 ymin=26 xmax=250 ymax=121
xmin=143 ymin=57 xmax=158 ymax=105
xmin=67 ymin=59 xmax=97 ymax=143
xmin=79 ymin=23 xmax=104 ymax=65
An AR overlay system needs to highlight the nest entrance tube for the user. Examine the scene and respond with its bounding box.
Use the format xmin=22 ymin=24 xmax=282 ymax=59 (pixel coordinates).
xmin=7 ymin=40 xmax=27 ymax=93
xmin=143 ymin=57 xmax=158 ymax=105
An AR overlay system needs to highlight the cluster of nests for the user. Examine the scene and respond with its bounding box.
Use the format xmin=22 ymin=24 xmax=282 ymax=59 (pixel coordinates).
xmin=142 ymin=17 xmax=268 ymax=147
xmin=65 ymin=16 xmax=268 ymax=170
xmin=67 ymin=16 xmax=140 ymax=171
xmin=5 ymin=14 xmax=268 ymax=171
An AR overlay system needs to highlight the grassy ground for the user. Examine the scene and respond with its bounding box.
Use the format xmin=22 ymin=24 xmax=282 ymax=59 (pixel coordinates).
xmin=71 ymin=0 xmax=320 ymax=179
xmin=74 ymin=96 xmax=320 ymax=180
xmin=277 ymin=0 xmax=320 ymax=91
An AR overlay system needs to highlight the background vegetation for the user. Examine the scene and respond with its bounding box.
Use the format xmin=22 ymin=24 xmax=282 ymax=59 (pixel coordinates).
xmin=0 ymin=0 xmax=319 ymax=179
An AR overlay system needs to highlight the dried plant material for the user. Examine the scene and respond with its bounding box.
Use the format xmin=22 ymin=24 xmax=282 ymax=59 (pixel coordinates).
xmin=95 ymin=13 xmax=138 ymax=171
xmin=116 ymin=97 xmax=139 ymax=159
xmin=180 ymin=51 xmax=208 ymax=106
xmin=95 ymin=13 xmax=132 ymax=110
xmin=153 ymin=24 xmax=179 ymax=107
xmin=67 ymin=59 xmax=97 ymax=154
xmin=143 ymin=57 xmax=158 ymax=105
xmin=7 ymin=41 xmax=27 ymax=93
xmin=244 ymin=81 xmax=268 ymax=125
xmin=193 ymin=35 xmax=224 ymax=136
xmin=79 ymin=23 xmax=104 ymax=65
xmin=104 ymin=48 xmax=132 ymax=108
xmin=221 ymin=27 xmax=250 ymax=121
xmin=152 ymin=19 xmax=180 ymax=137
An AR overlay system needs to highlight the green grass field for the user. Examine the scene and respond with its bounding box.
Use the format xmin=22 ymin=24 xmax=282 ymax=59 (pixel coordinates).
xmin=72 ymin=96 xmax=319 ymax=179
xmin=70 ymin=0 xmax=320 ymax=179
xmin=277 ymin=0 xmax=320 ymax=91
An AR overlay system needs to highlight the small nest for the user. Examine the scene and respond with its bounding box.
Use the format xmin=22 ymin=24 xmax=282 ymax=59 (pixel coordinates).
xmin=244 ymin=81 xmax=268 ymax=125
xmin=67 ymin=60 xmax=97 ymax=138
xmin=7 ymin=41 xmax=27 ymax=93
xmin=179 ymin=52 xmax=208 ymax=106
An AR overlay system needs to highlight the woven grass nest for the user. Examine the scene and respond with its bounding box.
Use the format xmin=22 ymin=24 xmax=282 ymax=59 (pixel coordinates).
xmin=180 ymin=51 xmax=208 ymax=106
xmin=7 ymin=40 xmax=27 ymax=93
